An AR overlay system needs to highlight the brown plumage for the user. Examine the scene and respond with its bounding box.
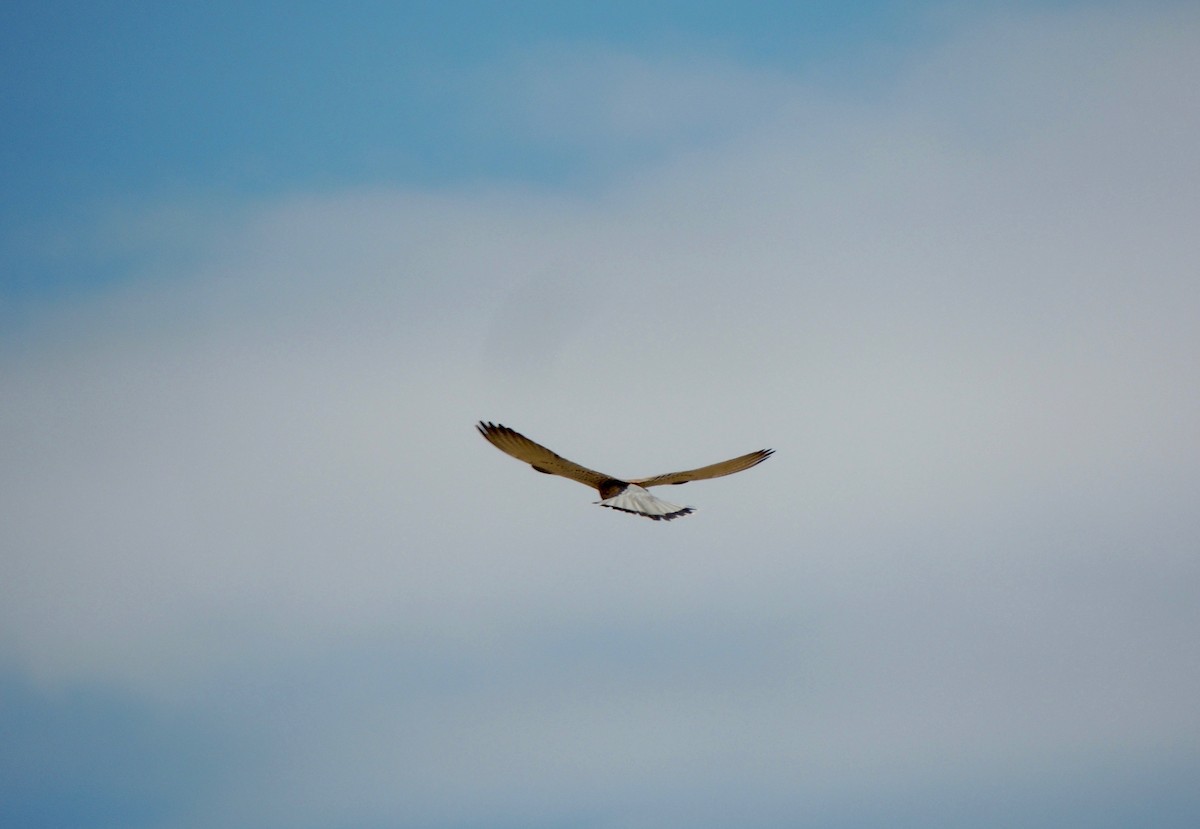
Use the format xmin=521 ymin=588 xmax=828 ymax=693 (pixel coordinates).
xmin=476 ymin=421 xmax=772 ymax=521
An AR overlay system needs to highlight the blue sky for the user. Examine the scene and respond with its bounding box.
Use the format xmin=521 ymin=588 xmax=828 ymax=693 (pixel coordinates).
xmin=7 ymin=0 xmax=970 ymax=299
xmin=3 ymin=2 xmax=915 ymax=192
xmin=3 ymin=2 xmax=1200 ymax=828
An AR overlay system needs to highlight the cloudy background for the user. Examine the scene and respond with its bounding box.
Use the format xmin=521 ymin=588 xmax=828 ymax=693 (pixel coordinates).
xmin=2 ymin=2 xmax=1199 ymax=827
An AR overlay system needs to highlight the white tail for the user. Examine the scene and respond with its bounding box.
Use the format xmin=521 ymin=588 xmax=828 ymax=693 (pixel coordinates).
xmin=596 ymin=484 xmax=694 ymax=521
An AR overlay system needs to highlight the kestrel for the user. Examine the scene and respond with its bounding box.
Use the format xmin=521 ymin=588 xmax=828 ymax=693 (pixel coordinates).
xmin=477 ymin=421 xmax=773 ymax=521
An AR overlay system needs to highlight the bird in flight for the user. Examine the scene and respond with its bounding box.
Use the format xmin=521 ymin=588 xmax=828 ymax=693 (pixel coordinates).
xmin=477 ymin=421 xmax=773 ymax=521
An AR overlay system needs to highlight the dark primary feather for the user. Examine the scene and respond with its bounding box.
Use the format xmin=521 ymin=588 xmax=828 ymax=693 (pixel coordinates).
xmin=476 ymin=422 xmax=612 ymax=488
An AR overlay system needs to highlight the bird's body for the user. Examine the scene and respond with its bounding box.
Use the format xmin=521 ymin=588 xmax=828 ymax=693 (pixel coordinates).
xmin=476 ymin=421 xmax=772 ymax=521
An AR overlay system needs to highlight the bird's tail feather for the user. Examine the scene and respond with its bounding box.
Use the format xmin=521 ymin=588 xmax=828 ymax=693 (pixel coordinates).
xmin=596 ymin=484 xmax=694 ymax=521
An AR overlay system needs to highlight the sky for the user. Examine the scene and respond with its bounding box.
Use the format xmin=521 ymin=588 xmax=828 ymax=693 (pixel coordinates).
xmin=2 ymin=1 xmax=1199 ymax=827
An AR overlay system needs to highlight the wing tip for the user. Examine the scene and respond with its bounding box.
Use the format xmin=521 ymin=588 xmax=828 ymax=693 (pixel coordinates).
xmin=477 ymin=420 xmax=516 ymax=441
xmin=478 ymin=420 xmax=521 ymax=453
xmin=744 ymin=448 xmax=774 ymax=469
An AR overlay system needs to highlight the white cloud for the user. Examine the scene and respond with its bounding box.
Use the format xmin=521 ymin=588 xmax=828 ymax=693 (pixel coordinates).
xmin=2 ymin=4 xmax=1199 ymax=827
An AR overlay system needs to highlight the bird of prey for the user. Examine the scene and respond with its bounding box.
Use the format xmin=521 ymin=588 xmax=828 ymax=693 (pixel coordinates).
xmin=477 ymin=421 xmax=772 ymax=521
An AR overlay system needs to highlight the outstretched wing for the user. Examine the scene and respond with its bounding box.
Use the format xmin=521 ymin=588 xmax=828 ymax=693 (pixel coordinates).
xmin=630 ymin=448 xmax=774 ymax=488
xmin=477 ymin=422 xmax=612 ymax=489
